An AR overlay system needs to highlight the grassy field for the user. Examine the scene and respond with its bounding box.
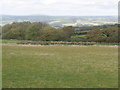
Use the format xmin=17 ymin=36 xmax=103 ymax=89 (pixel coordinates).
xmin=2 ymin=44 xmax=118 ymax=88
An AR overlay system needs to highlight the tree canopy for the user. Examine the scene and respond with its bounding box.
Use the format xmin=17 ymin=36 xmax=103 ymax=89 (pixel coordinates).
xmin=2 ymin=22 xmax=118 ymax=43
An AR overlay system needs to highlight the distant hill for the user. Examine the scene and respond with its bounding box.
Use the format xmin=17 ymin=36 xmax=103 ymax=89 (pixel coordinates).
xmin=2 ymin=15 xmax=117 ymax=27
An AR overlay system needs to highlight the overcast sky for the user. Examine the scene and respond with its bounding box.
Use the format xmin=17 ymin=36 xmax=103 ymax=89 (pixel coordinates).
xmin=1 ymin=0 xmax=119 ymax=16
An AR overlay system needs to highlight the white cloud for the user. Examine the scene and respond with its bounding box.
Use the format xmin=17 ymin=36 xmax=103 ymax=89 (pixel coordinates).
xmin=1 ymin=0 xmax=119 ymax=16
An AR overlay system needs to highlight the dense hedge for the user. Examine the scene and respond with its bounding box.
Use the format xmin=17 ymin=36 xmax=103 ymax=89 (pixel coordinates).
xmin=17 ymin=41 xmax=96 ymax=45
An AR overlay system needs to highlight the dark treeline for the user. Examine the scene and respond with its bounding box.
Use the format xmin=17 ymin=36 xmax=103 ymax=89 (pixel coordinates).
xmin=2 ymin=22 xmax=73 ymax=41
xmin=86 ymin=24 xmax=118 ymax=43
xmin=1 ymin=22 xmax=119 ymax=43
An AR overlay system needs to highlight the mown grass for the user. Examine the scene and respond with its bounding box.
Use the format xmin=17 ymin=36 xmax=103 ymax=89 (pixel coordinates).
xmin=2 ymin=45 xmax=118 ymax=88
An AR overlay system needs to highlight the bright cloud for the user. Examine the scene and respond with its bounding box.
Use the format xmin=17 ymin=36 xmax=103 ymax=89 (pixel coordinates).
xmin=1 ymin=0 xmax=119 ymax=16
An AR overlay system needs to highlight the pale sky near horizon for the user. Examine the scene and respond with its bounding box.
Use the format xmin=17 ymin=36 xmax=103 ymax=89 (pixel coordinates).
xmin=1 ymin=0 xmax=119 ymax=16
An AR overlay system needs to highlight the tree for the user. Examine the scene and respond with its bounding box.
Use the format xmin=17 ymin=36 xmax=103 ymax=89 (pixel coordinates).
xmin=86 ymin=25 xmax=118 ymax=42
xmin=2 ymin=22 xmax=31 ymax=40
xmin=25 ymin=22 xmax=49 ymax=40
xmin=62 ymin=26 xmax=74 ymax=39
xmin=40 ymin=27 xmax=66 ymax=41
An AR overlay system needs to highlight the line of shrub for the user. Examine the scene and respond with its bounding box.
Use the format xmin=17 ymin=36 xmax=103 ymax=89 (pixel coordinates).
xmin=16 ymin=41 xmax=118 ymax=46
xmin=17 ymin=41 xmax=96 ymax=45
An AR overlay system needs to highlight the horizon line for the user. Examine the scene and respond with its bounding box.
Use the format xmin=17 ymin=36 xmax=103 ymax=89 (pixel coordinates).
xmin=1 ymin=14 xmax=118 ymax=17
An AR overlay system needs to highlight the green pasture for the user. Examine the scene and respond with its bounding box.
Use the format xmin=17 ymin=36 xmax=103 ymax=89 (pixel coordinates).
xmin=2 ymin=45 xmax=118 ymax=88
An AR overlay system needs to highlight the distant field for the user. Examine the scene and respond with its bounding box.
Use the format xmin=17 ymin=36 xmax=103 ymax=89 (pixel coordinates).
xmin=2 ymin=44 xmax=118 ymax=88
xmin=71 ymin=35 xmax=86 ymax=38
